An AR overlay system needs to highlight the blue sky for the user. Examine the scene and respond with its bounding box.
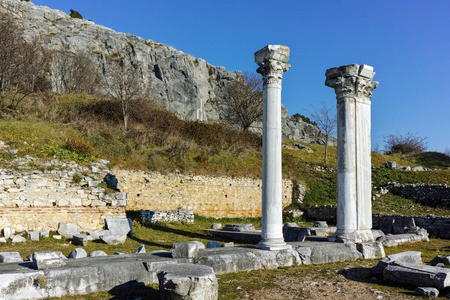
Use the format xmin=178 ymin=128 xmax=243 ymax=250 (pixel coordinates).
xmin=32 ymin=0 xmax=450 ymax=153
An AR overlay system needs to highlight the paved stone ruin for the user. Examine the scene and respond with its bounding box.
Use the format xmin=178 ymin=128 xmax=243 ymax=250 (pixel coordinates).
xmin=326 ymin=64 xmax=378 ymax=243
xmin=254 ymin=44 xmax=291 ymax=251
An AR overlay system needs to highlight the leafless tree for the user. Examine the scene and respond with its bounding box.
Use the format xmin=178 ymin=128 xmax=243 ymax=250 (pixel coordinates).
xmin=310 ymin=101 xmax=337 ymax=163
xmin=214 ymin=71 xmax=263 ymax=131
xmin=445 ymin=147 xmax=450 ymax=158
xmin=50 ymin=51 xmax=100 ymax=94
xmin=101 ymin=60 xmax=147 ymax=131
xmin=0 ymin=13 xmax=50 ymax=108
xmin=383 ymin=131 xmax=428 ymax=155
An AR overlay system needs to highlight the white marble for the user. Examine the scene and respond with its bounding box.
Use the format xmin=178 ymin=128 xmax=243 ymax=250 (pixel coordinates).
xmin=325 ymin=64 xmax=378 ymax=243
xmin=255 ymin=45 xmax=291 ymax=250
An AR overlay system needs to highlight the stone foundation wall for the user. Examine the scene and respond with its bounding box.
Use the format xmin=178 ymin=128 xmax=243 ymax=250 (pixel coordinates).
xmin=117 ymin=171 xmax=294 ymax=218
xmin=0 ymin=207 xmax=125 ymax=232
xmin=305 ymin=205 xmax=337 ymax=224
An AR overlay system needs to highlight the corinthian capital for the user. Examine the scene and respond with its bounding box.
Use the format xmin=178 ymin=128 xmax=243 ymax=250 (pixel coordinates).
xmin=255 ymin=45 xmax=290 ymax=85
xmin=325 ymin=64 xmax=378 ymax=100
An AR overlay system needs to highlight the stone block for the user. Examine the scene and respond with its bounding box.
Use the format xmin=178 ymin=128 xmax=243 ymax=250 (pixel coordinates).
xmin=221 ymin=242 xmax=234 ymax=248
xmin=101 ymin=234 xmax=127 ymax=245
xmin=172 ymin=242 xmax=202 ymax=259
xmin=115 ymin=192 xmax=127 ymax=200
xmin=283 ymin=224 xmax=310 ymax=242
xmin=73 ymin=234 xmax=89 ymax=246
xmin=313 ymin=221 xmax=327 ymax=228
xmin=385 ymin=161 xmax=397 ymax=169
xmin=211 ymin=223 xmax=222 ymax=230
xmin=206 ymin=241 xmax=221 ymax=249
xmin=0 ymin=237 xmax=6 ymax=243
xmin=356 ymin=242 xmax=385 ymax=259
xmin=11 ymin=235 xmax=26 ymax=243
xmin=68 ymin=248 xmax=87 ymax=259
xmin=157 ymin=263 xmax=218 ymax=300
xmin=135 ymin=245 xmax=146 ymax=254
xmin=222 ymin=224 xmax=255 ymax=232
xmin=430 ymin=255 xmax=450 ymax=266
xmin=40 ymin=230 xmax=50 ymax=238
xmin=379 ymin=217 xmax=394 ymax=234
xmin=0 ymin=252 xmax=23 ymax=263
xmin=2 ymin=226 xmax=15 ymax=239
xmin=105 ymin=218 xmax=131 ymax=235
xmin=89 ymin=250 xmax=107 ymax=257
xmin=384 ymin=262 xmax=450 ymax=290
xmin=371 ymin=229 xmax=385 ymax=241
xmin=358 ymin=64 xmax=374 ymax=78
xmin=372 ymin=251 xmax=422 ymax=275
xmin=28 ymin=230 xmax=39 ymax=241
xmin=416 ymin=287 xmax=439 ymax=298
xmin=57 ymin=222 xmax=80 ymax=238
xmin=325 ymin=64 xmax=359 ymax=79
xmin=32 ymin=251 xmax=66 ymax=270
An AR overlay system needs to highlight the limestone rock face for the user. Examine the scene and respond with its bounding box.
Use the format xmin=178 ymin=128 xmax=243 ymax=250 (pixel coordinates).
xmin=0 ymin=0 xmax=332 ymax=144
xmin=0 ymin=0 xmax=236 ymax=122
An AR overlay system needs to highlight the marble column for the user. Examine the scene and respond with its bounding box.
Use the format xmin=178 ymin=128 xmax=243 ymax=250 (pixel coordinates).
xmin=254 ymin=45 xmax=291 ymax=250
xmin=325 ymin=64 xmax=378 ymax=243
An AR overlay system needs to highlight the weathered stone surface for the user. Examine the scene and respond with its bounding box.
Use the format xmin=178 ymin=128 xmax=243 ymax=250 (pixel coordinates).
xmin=172 ymin=242 xmax=202 ymax=259
xmin=416 ymin=287 xmax=439 ymax=298
xmin=157 ymin=263 xmax=218 ymax=300
xmin=0 ymin=237 xmax=6 ymax=243
xmin=221 ymin=242 xmax=234 ymax=248
xmin=90 ymin=251 xmax=107 ymax=257
xmin=430 ymin=255 xmax=450 ymax=266
xmin=294 ymin=242 xmax=362 ymax=265
xmin=0 ymin=252 xmax=23 ymax=263
xmin=101 ymin=234 xmax=127 ymax=245
xmin=382 ymin=232 xmax=429 ymax=247
xmin=222 ymin=224 xmax=256 ymax=232
xmin=384 ymin=262 xmax=450 ymax=290
xmin=32 ymin=251 xmax=66 ymax=270
xmin=372 ymin=251 xmax=422 ymax=275
xmin=356 ymin=242 xmax=385 ymax=259
xmin=73 ymin=234 xmax=89 ymax=246
xmin=57 ymin=222 xmax=80 ymax=238
xmin=68 ymin=248 xmax=87 ymax=259
xmin=313 ymin=221 xmax=328 ymax=228
xmin=40 ymin=230 xmax=50 ymax=238
xmin=105 ymin=218 xmax=131 ymax=235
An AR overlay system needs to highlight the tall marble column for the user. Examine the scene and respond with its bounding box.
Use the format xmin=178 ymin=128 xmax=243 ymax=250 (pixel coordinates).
xmin=325 ymin=64 xmax=378 ymax=243
xmin=254 ymin=45 xmax=291 ymax=250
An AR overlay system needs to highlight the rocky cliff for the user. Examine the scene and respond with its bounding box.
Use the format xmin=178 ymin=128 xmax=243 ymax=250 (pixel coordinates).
xmin=0 ymin=0 xmax=334 ymax=145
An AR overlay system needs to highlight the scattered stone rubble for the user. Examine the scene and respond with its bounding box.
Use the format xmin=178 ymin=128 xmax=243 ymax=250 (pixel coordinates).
xmin=128 ymin=209 xmax=195 ymax=224
xmin=373 ymin=251 xmax=450 ymax=298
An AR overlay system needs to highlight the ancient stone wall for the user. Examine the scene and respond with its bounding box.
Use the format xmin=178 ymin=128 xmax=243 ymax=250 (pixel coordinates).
xmin=0 ymin=158 xmax=126 ymax=231
xmin=386 ymin=183 xmax=450 ymax=207
xmin=117 ymin=170 xmax=294 ymax=218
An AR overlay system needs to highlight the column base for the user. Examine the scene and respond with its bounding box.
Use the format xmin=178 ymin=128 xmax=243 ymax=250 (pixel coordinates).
xmin=329 ymin=230 xmax=374 ymax=243
xmin=255 ymin=239 xmax=292 ymax=251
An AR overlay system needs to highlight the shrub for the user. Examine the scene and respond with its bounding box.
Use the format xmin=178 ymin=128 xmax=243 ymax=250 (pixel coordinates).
xmin=383 ymin=131 xmax=428 ymax=155
xmin=69 ymin=9 xmax=83 ymax=19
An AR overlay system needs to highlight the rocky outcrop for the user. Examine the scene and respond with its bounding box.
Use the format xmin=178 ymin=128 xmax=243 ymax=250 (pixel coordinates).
xmin=0 ymin=0 xmax=334 ymax=144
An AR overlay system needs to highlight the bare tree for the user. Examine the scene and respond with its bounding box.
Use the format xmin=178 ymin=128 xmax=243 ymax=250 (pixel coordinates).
xmin=383 ymin=131 xmax=428 ymax=155
xmin=445 ymin=147 xmax=450 ymax=158
xmin=310 ymin=101 xmax=337 ymax=163
xmin=214 ymin=71 xmax=263 ymax=131
xmin=0 ymin=13 xmax=50 ymax=108
xmin=101 ymin=60 xmax=147 ymax=131
xmin=50 ymin=51 xmax=100 ymax=94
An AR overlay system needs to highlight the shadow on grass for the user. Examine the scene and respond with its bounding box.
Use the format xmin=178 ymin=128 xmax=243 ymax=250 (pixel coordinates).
xmin=128 ymin=234 xmax=171 ymax=250
xmin=108 ymin=281 xmax=159 ymax=299
xmin=341 ymin=267 xmax=418 ymax=297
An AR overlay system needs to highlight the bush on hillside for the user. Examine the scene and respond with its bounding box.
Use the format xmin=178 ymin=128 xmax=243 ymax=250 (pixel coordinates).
xmin=383 ymin=131 xmax=427 ymax=155
xmin=69 ymin=9 xmax=83 ymax=19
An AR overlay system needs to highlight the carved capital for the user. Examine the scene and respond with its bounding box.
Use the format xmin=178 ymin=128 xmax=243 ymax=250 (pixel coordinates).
xmin=255 ymin=45 xmax=290 ymax=85
xmin=325 ymin=64 xmax=378 ymax=101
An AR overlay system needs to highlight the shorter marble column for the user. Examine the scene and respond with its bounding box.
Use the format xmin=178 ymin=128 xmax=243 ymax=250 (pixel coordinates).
xmin=325 ymin=64 xmax=378 ymax=243
xmin=254 ymin=45 xmax=291 ymax=250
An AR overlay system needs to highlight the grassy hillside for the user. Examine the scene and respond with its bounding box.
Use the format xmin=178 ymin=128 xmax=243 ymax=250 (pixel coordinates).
xmin=0 ymin=92 xmax=449 ymax=217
